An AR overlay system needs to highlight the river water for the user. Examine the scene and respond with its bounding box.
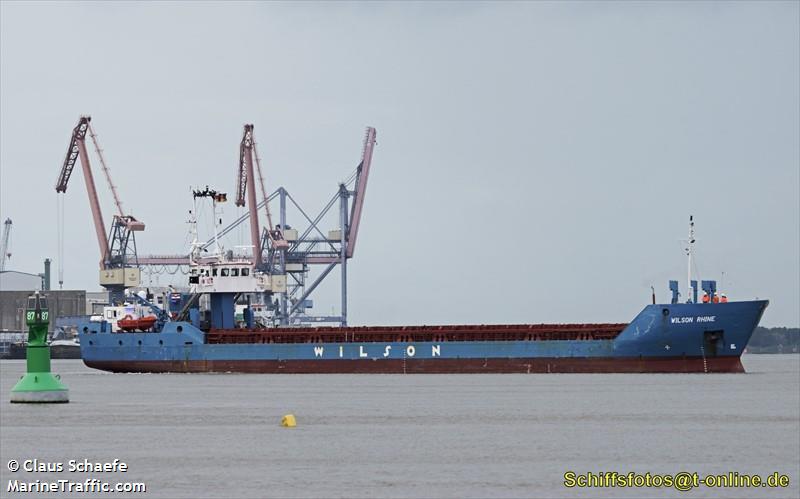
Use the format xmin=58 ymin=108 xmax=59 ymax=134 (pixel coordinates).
xmin=1 ymin=355 xmax=798 ymax=498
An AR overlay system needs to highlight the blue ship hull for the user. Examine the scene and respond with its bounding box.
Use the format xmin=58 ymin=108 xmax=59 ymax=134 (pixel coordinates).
xmin=77 ymin=301 xmax=768 ymax=373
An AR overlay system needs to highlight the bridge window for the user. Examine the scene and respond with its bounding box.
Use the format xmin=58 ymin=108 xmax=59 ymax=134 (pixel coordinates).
xmin=221 ymin=268 xmax=229 ymax=277
xmin=212 ymin=268 xmax=218 ymax=277
xmin=231 ymin=268 xmax=239 ymax=277
xmin=241 ymin=268 xmax=249 ymax=277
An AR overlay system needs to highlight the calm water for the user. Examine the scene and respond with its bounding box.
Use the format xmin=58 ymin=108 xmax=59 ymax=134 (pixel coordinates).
xmin=1 ymin=355 xmax=798 ymax=499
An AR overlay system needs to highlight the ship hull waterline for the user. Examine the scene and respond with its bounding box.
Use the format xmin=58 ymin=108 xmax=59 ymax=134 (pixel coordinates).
xmin=84 ymin=356 xmax=744 ymax=374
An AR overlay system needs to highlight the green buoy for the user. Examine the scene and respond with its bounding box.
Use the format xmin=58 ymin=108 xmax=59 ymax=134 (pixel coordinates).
xmin=10 ymin=291 xmax=69 ymax=403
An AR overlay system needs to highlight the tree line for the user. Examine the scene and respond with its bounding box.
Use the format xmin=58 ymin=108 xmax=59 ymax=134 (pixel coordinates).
xmin=747 ymin=327 xmax=800 ymax=354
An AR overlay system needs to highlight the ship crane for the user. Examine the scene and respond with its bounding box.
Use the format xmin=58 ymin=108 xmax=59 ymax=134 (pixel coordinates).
xmin=0 ymin=218 xmax=11 ymax=272
xmin=55 ymin=116 xmax=144 ymax=303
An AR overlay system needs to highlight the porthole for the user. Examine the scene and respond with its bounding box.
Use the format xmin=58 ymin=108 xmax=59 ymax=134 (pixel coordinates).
xmin=177 ymin=326 xmax=183 ymax=333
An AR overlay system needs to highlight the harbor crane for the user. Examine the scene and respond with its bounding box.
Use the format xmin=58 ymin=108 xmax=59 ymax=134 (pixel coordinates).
xmin=55 ymin=116 xmax=144 ymax=303
xmin=235 ymin=124 xmax=289 ymax=268
xmin=0 ymin=218 xmax=11 ymax=272
xmin=138 ymin=126 xmax=377 ymax=326
xmin=230 ymin=125 xmax=377 ymax=325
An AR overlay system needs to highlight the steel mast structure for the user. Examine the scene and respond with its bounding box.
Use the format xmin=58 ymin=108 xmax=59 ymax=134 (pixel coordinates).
xmin=0 ymin=218 xmax=11 ymax=272
xmin=138 ymin=126 xmax=377 ymax=326
xmin=55 ymin=116 xmax=145 ymax=303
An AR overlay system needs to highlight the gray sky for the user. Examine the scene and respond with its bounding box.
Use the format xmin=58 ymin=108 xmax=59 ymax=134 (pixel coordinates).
xmin=1 ymin=2 xmax=798 ymax=327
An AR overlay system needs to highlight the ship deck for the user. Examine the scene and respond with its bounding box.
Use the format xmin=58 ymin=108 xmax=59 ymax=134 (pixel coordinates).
xmin=205 ymin=323 xmax=628 ymax=344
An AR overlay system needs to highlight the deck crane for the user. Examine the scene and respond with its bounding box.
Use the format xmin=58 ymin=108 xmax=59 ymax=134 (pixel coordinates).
xmin=0 ymin=218 xmax=11 ymax=272
xmin=235 ymin=124 xmax=288 ymax=269
xmin=55 ymin=116 xmax=145 ymax=303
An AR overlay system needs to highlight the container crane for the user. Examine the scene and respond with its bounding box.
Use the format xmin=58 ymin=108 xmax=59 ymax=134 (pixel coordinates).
xmin=0 ymin=218 xmax=11 ymax=272
xmin=55 ymin=116 xmax=145 ymax=303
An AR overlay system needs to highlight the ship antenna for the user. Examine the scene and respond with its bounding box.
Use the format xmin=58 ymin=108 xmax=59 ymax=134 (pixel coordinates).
xmin=685 ymin=215 xmax=695 ymax=303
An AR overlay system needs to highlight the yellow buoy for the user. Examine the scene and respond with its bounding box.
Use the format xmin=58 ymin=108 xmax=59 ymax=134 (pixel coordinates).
xmin=281 ymin=414 xmax=297 ymax=427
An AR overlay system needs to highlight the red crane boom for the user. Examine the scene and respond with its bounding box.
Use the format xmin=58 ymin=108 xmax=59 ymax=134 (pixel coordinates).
xmin=253 ymin=132 xmax=289 ymax=251
xmin=55 ymin=116 xmax=109 ymax=264
xmin=346 ymin=127 xmax=377 ymax=258
xmin=235 ymin=124 xmax=262 ymax=266
xmin=55 ymin=116 xmax=144 ymax=270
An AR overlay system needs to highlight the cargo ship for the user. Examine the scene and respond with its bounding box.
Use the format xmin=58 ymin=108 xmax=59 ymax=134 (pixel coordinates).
xmin=74 ymin=214 xmax=768 ymax=374
xmin=75 ymin=289 xmax=769 ymax=374
xmin=76 ymin=300 xmax=766 ymax=373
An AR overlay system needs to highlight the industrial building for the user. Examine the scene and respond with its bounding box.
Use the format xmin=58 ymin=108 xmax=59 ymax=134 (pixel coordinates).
xmin=0 ymin=290 xmax=86 ymax=335
xmin=0 ymin=255 xmax=82 ymax=345
xmin=0 ymin=270 xmax=44 ymax=291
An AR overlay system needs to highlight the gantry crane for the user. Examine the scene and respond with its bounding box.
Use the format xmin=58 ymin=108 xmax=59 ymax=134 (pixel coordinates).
xmin=0 ymin=218 xmax=11 ymax=272
xmin=55 ymin=116 xmax=144 ymax=303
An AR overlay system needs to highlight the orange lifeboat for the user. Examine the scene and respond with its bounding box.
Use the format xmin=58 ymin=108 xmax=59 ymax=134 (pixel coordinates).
xmin=117 ymin=315 xmax=158 ymax=331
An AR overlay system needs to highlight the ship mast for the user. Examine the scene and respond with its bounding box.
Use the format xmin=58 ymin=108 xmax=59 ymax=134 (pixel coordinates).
xmin=685 ymin=215 xmax=695 ymax=303
xmin=211 ymin=195 xmax=222 ymax=258
xmin=190 ymin=187 xmax=227 ymax=261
